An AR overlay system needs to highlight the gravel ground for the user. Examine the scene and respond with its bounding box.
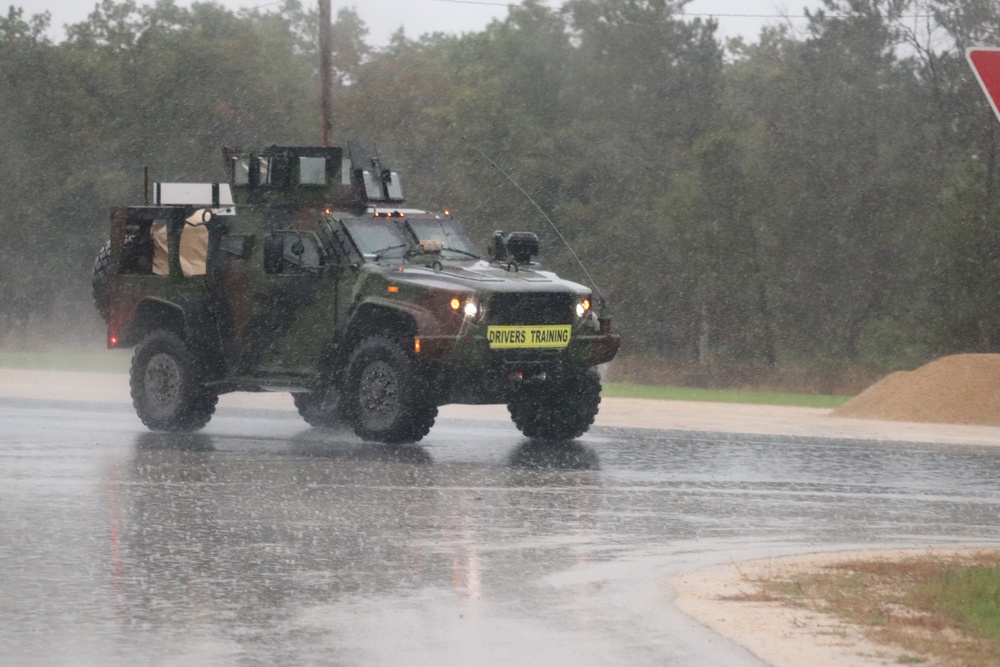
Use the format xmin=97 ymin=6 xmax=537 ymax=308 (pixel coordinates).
xmin=834 ymin=354 xmax=1000 ymax=427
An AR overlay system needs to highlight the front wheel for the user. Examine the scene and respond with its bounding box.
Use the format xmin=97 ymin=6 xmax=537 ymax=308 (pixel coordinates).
xmin=344 ymin=335 xmax=437 ymax=444
xmin=130 ymin=330 xmax=217 ymax=432
xmin=508 ymin=368 xmax=602 ymax=440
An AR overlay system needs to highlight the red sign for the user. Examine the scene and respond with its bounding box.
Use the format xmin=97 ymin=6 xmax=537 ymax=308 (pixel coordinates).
xmin=967 ymin=48 xmax=1000 ymax=124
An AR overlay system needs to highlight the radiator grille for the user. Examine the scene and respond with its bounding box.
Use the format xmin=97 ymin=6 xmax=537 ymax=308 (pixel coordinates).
xmin=487 ymin=293 xmax=573 ymax=325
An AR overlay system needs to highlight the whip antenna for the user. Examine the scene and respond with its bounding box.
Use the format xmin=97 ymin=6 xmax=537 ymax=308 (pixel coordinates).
xmin=462 ymin=138 xmax=607 ymax=311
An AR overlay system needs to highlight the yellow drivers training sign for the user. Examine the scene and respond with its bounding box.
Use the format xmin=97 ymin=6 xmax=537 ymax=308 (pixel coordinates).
xmin=487 ymin=325 xmax=572 ymax=349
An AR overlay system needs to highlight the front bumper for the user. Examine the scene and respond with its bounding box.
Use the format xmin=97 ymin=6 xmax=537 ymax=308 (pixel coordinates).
xmin=416 ymin=331 xmax=621 ymax=368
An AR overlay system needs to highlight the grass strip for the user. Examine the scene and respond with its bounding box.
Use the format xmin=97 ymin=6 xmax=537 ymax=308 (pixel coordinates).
xmin=753 ymin=552 xmax=1000 ymax=666
xmin=602 ymin=382 xmax=850 ymax=408
xmin=917 ymin=565 xmax=1000 ymax=645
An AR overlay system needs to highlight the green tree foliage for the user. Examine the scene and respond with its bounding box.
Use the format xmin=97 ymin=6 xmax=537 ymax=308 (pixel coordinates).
xmin=924 ymin=158 xmax=1000 ymax=352
xmin=4 ymin=0 xmax=1000 ymax=379
xmin=0 ymin=1 xmax=317 ymax=341
xmin=728 ymin=2 xmax=931 ymax=361
xmin=657 ymin=134 xmax=776 ymax=364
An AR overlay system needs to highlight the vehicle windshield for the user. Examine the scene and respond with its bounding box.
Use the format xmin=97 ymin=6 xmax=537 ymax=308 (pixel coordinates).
xmin=407 ymin=218 xmax=480 ymax=260
xmin=342 ymin=218 xmax=412 ymax=259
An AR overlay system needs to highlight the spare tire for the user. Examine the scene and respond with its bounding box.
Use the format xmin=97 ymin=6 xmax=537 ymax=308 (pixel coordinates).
xmin=92 ymin=240 xmax=112 ymax=323
xmin=93 ymin=234 xmax=143 ymax=323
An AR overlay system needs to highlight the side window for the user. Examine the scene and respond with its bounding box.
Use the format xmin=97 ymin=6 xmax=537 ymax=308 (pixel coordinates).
xmin=299 ymin=157 xmax=326 ymax=185
xmin=148 ymin=217 xmax=209 ymax=277
xmin=120 ymin=221 xmax=155 ymax=275
xmin=233 ymin=157 xmax=250 ymax=185
xmin=232 ymin=157 xmax=271 ymax=186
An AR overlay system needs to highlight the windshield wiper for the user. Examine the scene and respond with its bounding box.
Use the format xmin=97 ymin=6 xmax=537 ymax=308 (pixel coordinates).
xmin=370 ymin=243 xmax=410 ymax=260
xmin=437 ymin=246 xmax=480 ymax=260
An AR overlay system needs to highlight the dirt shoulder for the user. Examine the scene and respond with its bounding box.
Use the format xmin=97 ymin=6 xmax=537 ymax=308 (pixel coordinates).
xmin=672 ymin=548 xmax=998 ymax=667
xmin=6 ymin=367 xmax=1000 ymax=447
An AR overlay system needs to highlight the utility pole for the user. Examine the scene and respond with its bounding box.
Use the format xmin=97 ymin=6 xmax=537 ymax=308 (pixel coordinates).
xmin=319 ymin=0 xmax=332 ymax=147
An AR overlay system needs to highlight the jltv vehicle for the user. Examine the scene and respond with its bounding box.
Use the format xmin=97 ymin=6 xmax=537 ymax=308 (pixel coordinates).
xmin=93 ymin=142 xmax=620 ymax=443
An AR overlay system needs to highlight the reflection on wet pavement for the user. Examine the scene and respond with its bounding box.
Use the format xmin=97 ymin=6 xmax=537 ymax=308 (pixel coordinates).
xmin=3 ymin=401 xmax=1000 ymax=665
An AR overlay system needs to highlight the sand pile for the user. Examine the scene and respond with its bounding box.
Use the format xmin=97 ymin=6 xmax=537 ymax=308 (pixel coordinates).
xmin=833 ymin=353 xmax=1000 ymax=426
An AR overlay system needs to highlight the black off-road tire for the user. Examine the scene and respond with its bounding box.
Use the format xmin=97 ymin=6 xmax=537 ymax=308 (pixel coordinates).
xmin=130 ymin=330 xmax=218 ymax=432
xmin=92 ymin=240 xmax=113 ymax=323
xmin=293 ymin=383 xmax=344 ymax=428
xmin=508 ymin=367 xmax=602 ymax=440
xmin=344 ymin=335 xmax=437 ymax=444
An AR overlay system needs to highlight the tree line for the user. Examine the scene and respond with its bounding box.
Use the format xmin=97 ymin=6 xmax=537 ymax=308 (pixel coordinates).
xmin=2 ymin=0 xmax=1000 ymax=384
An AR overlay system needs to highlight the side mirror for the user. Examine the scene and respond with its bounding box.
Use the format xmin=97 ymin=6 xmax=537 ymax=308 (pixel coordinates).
xmin=264 ymin=232 xmax=322 ymax=274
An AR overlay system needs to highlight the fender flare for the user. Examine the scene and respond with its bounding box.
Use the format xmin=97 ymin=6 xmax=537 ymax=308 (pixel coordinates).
xmin=342 ymin=298 xmax=444 ymax=352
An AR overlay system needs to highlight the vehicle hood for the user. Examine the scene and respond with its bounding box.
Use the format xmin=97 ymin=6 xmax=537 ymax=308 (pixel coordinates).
xmin=371 ymin=260 xmax=587 ymax=294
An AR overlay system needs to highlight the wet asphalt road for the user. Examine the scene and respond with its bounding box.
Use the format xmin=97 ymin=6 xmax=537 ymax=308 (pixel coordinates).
xmin=3 ymin=398 xmax=1000 ymax=666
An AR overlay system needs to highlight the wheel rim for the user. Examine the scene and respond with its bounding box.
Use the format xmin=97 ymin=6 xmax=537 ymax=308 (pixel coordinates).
xmin=144 ymin=352 xmax=183 ymax=415
xmin=358 ymin=360 xmax=400 ymax=428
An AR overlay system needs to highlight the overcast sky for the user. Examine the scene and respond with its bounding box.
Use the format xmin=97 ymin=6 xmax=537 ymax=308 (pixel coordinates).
xmin=17 ymin=0 xmax=826 ymax=45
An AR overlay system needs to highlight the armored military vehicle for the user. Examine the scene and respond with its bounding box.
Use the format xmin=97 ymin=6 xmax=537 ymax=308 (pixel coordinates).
xmin=92 ymin=142 xmax=620 ymax=443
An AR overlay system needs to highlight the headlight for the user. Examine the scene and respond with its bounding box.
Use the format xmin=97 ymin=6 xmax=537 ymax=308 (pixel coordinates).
xmin=576 ymin=297 xmax=592 ymax=318
xmin=451 ymin=296 xmax=481 ymax=319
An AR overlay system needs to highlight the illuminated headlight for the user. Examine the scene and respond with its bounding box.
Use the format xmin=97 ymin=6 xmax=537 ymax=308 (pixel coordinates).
xmin=450 ymin=295 xmax=482 ymax=319
xmin=576 ymin=297 xmax=592 ymax=318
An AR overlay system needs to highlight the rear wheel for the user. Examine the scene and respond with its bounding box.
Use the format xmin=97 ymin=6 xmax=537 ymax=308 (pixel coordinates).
xmin=293 ymin=383 xmax=344 ymax=428
xmin=508 ymin=367 xmax=602 ymax=440
xmin=130 ymin=330 xmax=217 ymax=432
xmin=344 ymin=335 xmax=437 ymax=444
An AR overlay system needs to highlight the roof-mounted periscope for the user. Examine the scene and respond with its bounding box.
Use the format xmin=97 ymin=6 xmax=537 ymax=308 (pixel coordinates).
xmin=222 ymin=142 xmax=405 ymax=211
